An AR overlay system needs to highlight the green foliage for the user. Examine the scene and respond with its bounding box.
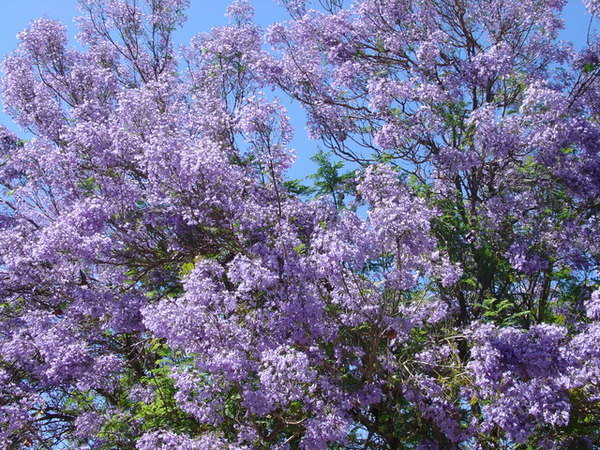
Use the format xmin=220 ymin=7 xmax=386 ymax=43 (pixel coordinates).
xmin=135 ymin=366 xmax=199 ymax=434
xmin=283 ymin=178 xmax=312 ymax=196
xmin=582 ymin=63 xmax=599 ymax=74
xmin=90 ymin=343 xmax=202 ymax=449
xmin=307 ymin=150 xmax=355 ymax=209
xmin=476 ymin=296 xmax=531 ymax=326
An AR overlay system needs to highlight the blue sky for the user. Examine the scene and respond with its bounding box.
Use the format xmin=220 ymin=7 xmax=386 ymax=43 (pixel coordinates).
xmin=0 ymin=0 xmax=594 ymax=180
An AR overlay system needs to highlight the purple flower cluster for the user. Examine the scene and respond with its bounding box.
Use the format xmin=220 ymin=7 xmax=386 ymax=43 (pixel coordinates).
xmin=0 ymin=0 xmax=598 ymax=448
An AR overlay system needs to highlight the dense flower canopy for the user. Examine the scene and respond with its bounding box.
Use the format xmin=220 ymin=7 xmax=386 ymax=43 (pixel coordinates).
xmin=0 ymin=0 xmax=598 ymax=448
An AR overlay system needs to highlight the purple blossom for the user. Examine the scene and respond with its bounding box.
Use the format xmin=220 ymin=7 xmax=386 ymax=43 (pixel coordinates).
xmin=0 ymin=0 xmax=597 ymax=447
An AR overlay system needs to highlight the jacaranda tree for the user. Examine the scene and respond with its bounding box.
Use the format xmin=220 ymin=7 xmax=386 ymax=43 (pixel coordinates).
xmin=0 ymin=0 xmax=598 ymax=447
